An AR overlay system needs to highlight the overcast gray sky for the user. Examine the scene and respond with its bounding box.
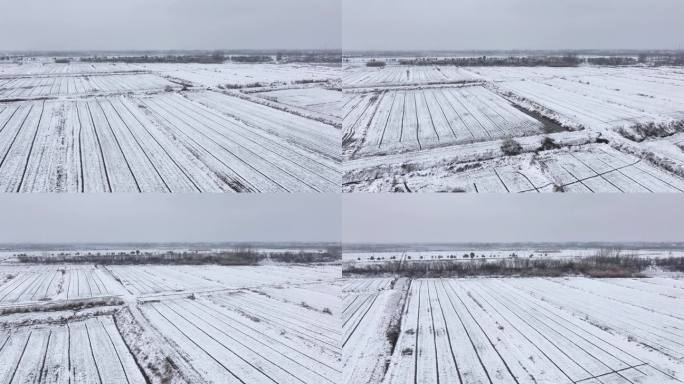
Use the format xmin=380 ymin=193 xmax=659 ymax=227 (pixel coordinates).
xmin=343 ymin=195 xmax=684 ymax=243
xmin=343 ymin=0 xmax=684 ymax=51
xmin=0 ymin=195 xmax=340 ymax=244
xmin=0 ymin=0 xmax=341 ymax=51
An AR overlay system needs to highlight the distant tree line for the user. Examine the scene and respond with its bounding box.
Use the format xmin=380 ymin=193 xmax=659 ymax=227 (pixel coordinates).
xmin=397 ymin=55 xmax=582 ymax=67
xmin=586 ymin=56 xmax=637 ymax=66
xmin=366 ymin=59 xmax=386 ymax=67
xmin=80 ymin=53 xmax=227 ymax=64
xmin=229 ymin=55 xmax=273 ymax=63
xmin=279 ymin=53 xmax=341 ymax=64
xmin=343 ymin=248 xmax=677 ymax=278
xmin=16 ymin=245 xmax=341 ymax=265
xmin=394 ymin=53 xmax=684 ymax=67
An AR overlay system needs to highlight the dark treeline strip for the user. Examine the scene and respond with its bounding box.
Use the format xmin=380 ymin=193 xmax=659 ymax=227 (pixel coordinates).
xmin=16 ymin=246 xmax=341 ymax=265
xmin=344 ymin=255 xmax=684 ymax=278
xmin=397 ymin=55 xmax=583 ymax=67
xmin=76 ymin=52 xmax=341 ymax=65
xmin=367 ymin=53 xmax=684 ymax=67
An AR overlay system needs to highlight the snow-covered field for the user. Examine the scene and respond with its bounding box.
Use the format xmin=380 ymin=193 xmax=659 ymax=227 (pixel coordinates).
xmin=343 ymin=62 xmax=684 ymax=192
xmin=0 ymin=262 xmax=340 ymax=383
xmin=343 ymin=276 xmax=684 ymax=384
xmin=0 ymin=60 xmax=341 ymax=192
xmin=0 ymin=316 xmax=147 ymax=383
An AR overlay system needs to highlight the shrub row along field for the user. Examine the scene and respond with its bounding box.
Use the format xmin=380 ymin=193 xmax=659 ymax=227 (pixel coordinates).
xmin=0 ymin=61 xmax=341 ymax=192
xmin=343 ymin=62 xmax=684 ymax=192
xmin=343 ymin=277 xmax=684 ymax=384
xmin=0 ymin=263 xmax=339 ymax=383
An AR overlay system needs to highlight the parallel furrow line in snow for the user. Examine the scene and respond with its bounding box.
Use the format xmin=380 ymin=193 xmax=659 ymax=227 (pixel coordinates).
xmin=413 ymin=92 xmax=422 ymax=149
xmin=445 ymin=88 xmax=492 ymax=139
xmin=118 ymin=99 xmax=201 ymax=192
xmin=99 ymin=319 xmax=132 ymax=384
xmin=16 ymin=100 xmax=46 ymax=192
xmin=574 ymin=364 xmax=649 ymax=383
xmin=95 ymin=99 xmax=141 ymax=192
xmin=38 ymin=330 xmax=52 ymax=383
xmin=378 ymin=91 xmax=397 ymax=147
xmin=593 ymin=156 xmax=653 ymax=192
xmin=7 ymin=331 xmax=32 ymax=384
xmin=476 ymin=281 xmax=638 ymax=383
xmin=446 ymin=282 xmax=520 ymax=384
xmin=157 ymin=96 xmax=325 ymax=191
xmin=560 ymin=165 xmax=595 ymax=192
xmin=495 ymin=281 xmax=649 ymax=374
xmin=426 ymin=281 xmax=440 ymax=384
xmin=569 ymin=153 xmax=624 ymax=192
xmin=515 ymin=171 xmax=540 ymax=193
xmin=148 ymin=304 xmax=247 ymax=383
xmin=138 ymin=98 xmax=256 ymax=192
xmin=165 ymin=302 xmax=305 ymax=384
xmin=597 ymin=149 xmax=684 ymax=192
xmin=84 ymin=322 xmax=104 ymax=384
xmin=434 ymin=280 xmax=463 ymax=384
xmin=492 ymin=168 xmax=511 ymax=193
xmin=342 ymin=293 xmax=379 ymax=348
xmin=0 ymin=104 xmax=35 ymax=176
xmin=438 ymin=88 xmax=475 ymax=139
xmin=85 ymin=102 xmax=112 ymax=192
xmin=0 ymin=105 xmax=20 ymax=135
xmin=76 ymin=102 xmax=84 ymax=192
xmin=188 ymin=300 xmax=340 ymax=379
xmin=413 ymin=280 xmax=422 ymax=384
xmin=106 ymin=99 xmax=171 ymax=192
xmin=430 ymin=90 xmax=458 ymax=140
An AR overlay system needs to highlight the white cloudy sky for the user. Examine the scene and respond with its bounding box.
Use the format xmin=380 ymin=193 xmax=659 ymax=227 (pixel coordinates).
xmin=0 ymin=0 xmax=341 ymax=51
xmin=343 ymin=0 xmax=684 ymax=51
xmin=343 ymin=194 xmax=683 ymax=243
xmin=0 ymin=195 xmax=341 ymax=244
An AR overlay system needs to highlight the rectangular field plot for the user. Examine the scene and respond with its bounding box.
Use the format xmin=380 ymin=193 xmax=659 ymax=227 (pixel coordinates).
xmin=0 ymin=265 xmax=124 ymax=304
xmin=140 ymin=63 xmax=340 ymax=88
xmin=254 ymin=87 xmax=345 ymax=121
xmin=0 ymin=316 xmax=145 ymax=383
xmin=0 ymin=92 xmax=339 ymax=192
xmin=343 ymin=65 xmax=478 ymax=88
xmin=0 ymin=73 xmax=178 ymax=100
xmin=108 ymin=264 xmax=339 ymax=296
xmin=487 ymin=66 xmax=684 ymax=130
xmin=141 ymin=290 xmax=340 ymax=384
xmin=343 ymin=278 xmax=402 ymax=384
xmin=350 ymin=277 xmax=684 ymax=384
xmin=344 ymin=86 xmax=544 ymax=157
